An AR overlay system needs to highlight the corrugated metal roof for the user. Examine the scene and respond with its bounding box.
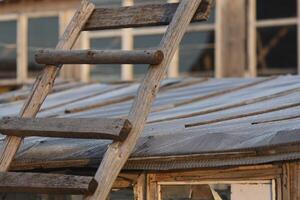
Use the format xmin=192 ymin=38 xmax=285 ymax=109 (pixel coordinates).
xmin=1 ymin=76 xmax=300 ymax=171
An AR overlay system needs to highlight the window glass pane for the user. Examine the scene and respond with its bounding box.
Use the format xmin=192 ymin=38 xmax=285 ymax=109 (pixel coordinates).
xmin=257 ymin=26 xmax=297 ymax=76
xmin=134 ymin=0 xmax=167 ymax=5
xmin=110 ymin=188 xmax=134 ymax=200
xmin=90 ymin=37 xmax=122 ymax=82
xmin=133 ymin=34 xmax=163 ymax=80
xmin=28 ymin=17 xmax=59 ymax=77
xmin=257 ymin=0 xmax=296 ymax=20
xmin=179 ymin=31 xmax=214 ymax=77
xmin=0 ymin=20 xmax=17 ymax=79
xmin=91 ymin=0 xmax=122 ymax=6
xmin=161 ymin=183 xmax=273 ymax=200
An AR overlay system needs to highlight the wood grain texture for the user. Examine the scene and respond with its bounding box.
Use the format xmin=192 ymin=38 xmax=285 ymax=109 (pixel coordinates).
xmin=84 ymin=1 xmax=212 ymax=30
xmin=0 ymin=0 xmax=95 ymax=171
xmin=0 ymin=117 xmax=131 ymax=141
xmin=85 ymin=1 xmax=204 ymax=200
xmin=282 ymin=162 xmax=300 ymax=200
xmin=35 ymin=49 xmax=164 ymax=65
xmin=0 ymin=172 xmax=97 ymax=195
xmin=215 ymin=0 xmax=246 ymax=78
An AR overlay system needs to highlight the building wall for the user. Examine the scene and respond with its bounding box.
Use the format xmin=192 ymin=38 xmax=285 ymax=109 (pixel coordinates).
xmin=0 ymin=0 xmax=299 ymax=84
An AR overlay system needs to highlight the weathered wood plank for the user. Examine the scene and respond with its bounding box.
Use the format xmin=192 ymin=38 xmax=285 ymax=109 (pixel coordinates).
xmin=0 ymin=0 xmax=95 ymax=171
xmin=0 ymin=117 xmax=131 ymax=141
xmin=83 ymin=1 xmax=212 ymax=31
xmin=35 ymin=49 xmax=164 ymax=65
xmin=215 ymin=0 xmax=246 ymax=78
xmin=85 ymin=1 xmax=205 ymax=200
xmin=0 ymin=172 xmax=97 ymax=195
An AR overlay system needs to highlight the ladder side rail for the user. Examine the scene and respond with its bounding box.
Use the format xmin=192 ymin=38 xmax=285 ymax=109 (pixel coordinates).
xmin=85 ymin=1 xmax=203 ymax=199
xmin=0 ymin=0 xmax=95 ymax=171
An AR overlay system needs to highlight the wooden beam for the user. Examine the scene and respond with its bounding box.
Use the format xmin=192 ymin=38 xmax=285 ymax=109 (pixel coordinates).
xmin=84 ymin=1 xmax=204 ymax=199
xmin=298 ymin=0 xmax=300 ymax=75
xmin=17 ymin=14 xmax=28 ymax=83
xmin=0 ymin=117 xmax=132 ymax=141
xmin=83 ymin=1 xmax=212 ymax=31
xmin=0 ymin=172 xmax=97 ymax=195
xmin=215 ymin=0 xmax=246 ymax=78
xmin=0 ymin=0 xmax=95 ymax=172
xmin=282 ymin=162 xmax=300 ymax=200
xmin=35 ymin=49 xmax=164 ymax=65
xmin=248 ymin=0 xmax=257 ymax=77
xmin=134 ymin=174 xmax=146 ymax=200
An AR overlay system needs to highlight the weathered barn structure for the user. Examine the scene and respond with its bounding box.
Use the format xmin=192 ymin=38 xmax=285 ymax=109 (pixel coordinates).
xmin=0 ymin=76 xmax=300 ymax=199
xmin=0 ymin=0 xmax=299 ymax=88
xmin=0 ymin=0 xmax=300 ymax=200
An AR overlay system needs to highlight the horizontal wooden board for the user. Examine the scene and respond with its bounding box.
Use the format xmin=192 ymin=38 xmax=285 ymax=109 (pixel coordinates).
xmin=0 ymin=172 xmax=97 ymax=194
xmin=0 ymin=117 xmax=132 ymax=141
xmin=35 ymin=49 xmax=164 ymax=65
xmin=84 ymin=1 xmax=212 ymax=30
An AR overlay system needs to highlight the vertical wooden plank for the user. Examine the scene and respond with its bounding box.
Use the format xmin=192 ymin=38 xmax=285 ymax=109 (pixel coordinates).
xmin=85 ymin=1 xmax=203 ymax=200
xmin=121 ymin=0 xmax=134 ymax=81
xmin=147 ymin=174 xmax=158 ymax=200
xmin=17 ymin=14 xmax=28 ymax=83
xmin=282 ymin=162 xmax=300 ymax=200
xmin=248 ymin=0 xmax=257 ymax=77
xmin=134 ymin=174 xmax=146 ymax=200
xmin=0 ymin=0 xmax=95 ymax=172
xmin=167 ymin=0 xmax=179 ymax=79
xmin=168 ymin=49 xmax=179 ymax=78
xmin=297 ymin=0 xmax=300 ymax=74
xmin=276 ymin=177 xmax=283 ymax=200
xmin=282 ymin=163 xmax=290 ymax=200
xmin=289 ymin=162 xmax=300 ymax=200
xmin=215 ymin=0 xmax=246 ymax=78
xmin=80 ymin=31 xmax=91 ymax=83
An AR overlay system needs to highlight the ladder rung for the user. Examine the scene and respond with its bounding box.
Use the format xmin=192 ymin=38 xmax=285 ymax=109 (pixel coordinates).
xmin=0 ymin=117 xmax=132 ymax=141
xmin=35 ymin=49 xmax=164 ymax=65
xmin=84 ymin=1 xmax=211 ymax=30
xmin=0 ymin=172 xmax=97 ymax=194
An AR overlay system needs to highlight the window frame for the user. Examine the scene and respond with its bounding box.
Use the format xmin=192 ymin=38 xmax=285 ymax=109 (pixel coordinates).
xmin=247 ymin=0 xmax=300 ymax=77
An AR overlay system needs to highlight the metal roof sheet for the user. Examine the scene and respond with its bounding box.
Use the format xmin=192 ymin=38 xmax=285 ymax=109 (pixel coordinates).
xmin=1 ymin=76 xmax=300 ymax=171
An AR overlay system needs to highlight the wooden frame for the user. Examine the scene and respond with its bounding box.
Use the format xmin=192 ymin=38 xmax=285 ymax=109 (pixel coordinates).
xmin=0 ymin=0 xmax=215 ymax=83
xmin=141 ymin=163 xmax=300 ymax=200
xmin=247 ymin=0 xmax=299 ymax=77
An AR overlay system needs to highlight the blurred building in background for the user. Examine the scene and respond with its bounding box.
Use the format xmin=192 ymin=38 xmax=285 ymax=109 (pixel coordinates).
xmin=0 ymin=0 xmax=298 ymax=85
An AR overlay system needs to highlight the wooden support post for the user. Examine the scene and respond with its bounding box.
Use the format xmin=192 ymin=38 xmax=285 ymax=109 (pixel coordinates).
xmin=297 ymin=0 xmax=300 ymax=75
xmin=80 ymin=31 xmax=90 ymax=83
xmin=215 ymin=0 xmax=246 ymax=78
xmin=248 ymin=0 xmax=257 ymax=77
xmin=167 ymin=0 xmax=180 ymax=79
xmin=84 ymin=1 xmax=203 ymax=199
xmin=168 ymin=49 xmax=179 ymax=78
xmin=0 ymin=0 xmax=95 ymax=171
xmin=134 ymin=174 xmax=146 ymax=200
xmin=17 ymin=14 xmax=28 ymax=83
xmin=122 ymin=0 xmax=134 ymax=81
xmin=282 ymin=162 xmax=300 ymax=200
xmin=147 ymin=174 xmax=158 ymax=200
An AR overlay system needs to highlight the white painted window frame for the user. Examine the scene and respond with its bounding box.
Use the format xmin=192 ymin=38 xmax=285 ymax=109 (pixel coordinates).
xmin=247 ymin=0 xmax=299 ymax=77
xmin=0 ymin=11 xmax=63 ymax=84
xmin=84 ymin=0 xmax=215 ymax=82
xmin=157 ymin=180 xmax=275 ymax=200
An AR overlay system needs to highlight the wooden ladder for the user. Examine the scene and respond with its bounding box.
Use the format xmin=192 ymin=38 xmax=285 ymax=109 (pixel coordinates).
xmin=0 ymin=0 xmax=211 ymax=199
